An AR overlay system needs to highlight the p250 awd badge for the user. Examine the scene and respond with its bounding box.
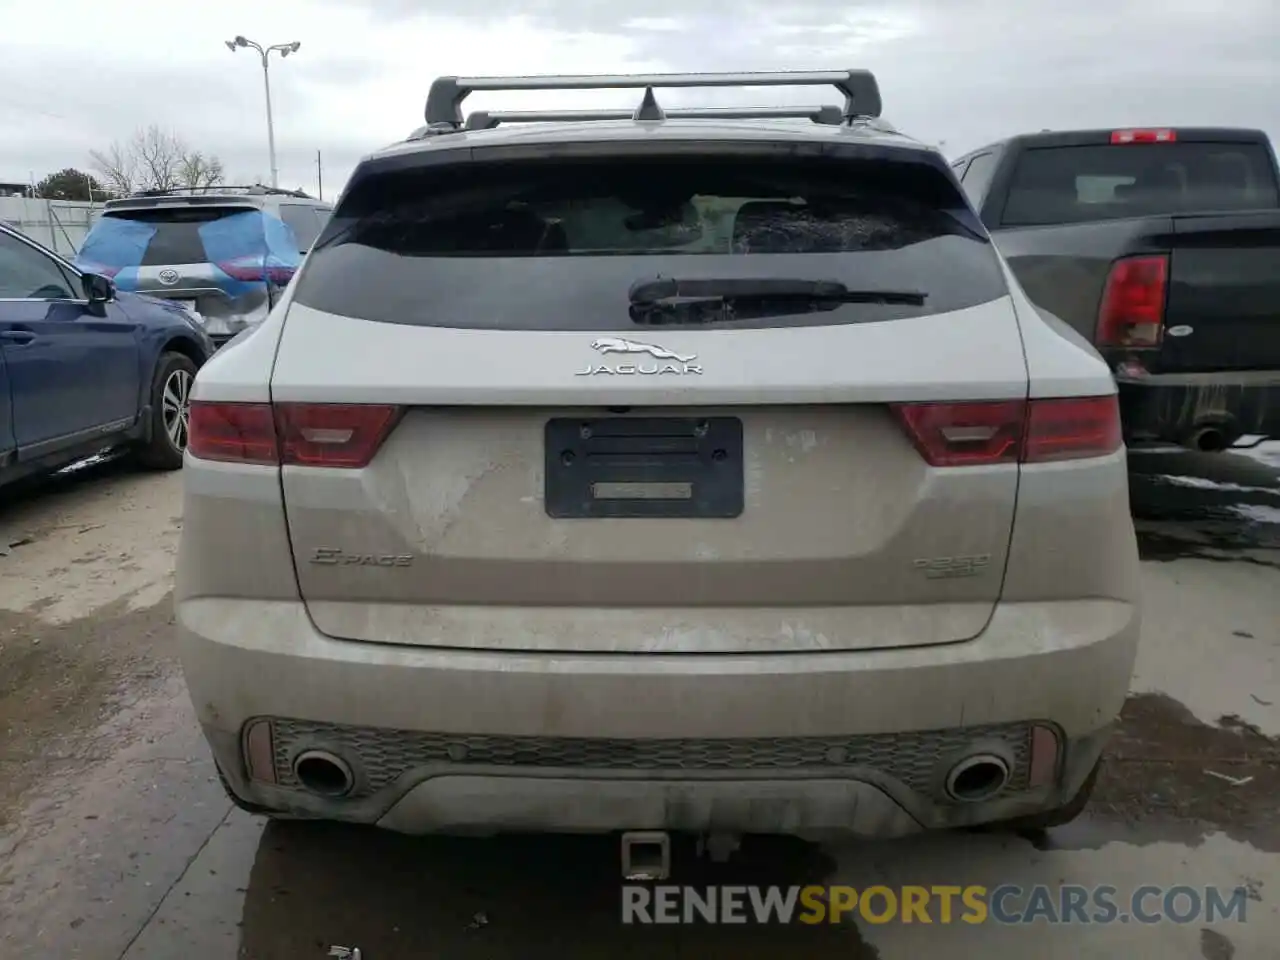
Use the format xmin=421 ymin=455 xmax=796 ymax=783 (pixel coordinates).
xmin=310 ymin=547 xmax=413 ymax=567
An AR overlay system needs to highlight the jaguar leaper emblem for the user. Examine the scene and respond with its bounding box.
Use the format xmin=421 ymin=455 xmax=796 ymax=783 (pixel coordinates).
xmin=576 ymin=337 xmax=702 ymax=376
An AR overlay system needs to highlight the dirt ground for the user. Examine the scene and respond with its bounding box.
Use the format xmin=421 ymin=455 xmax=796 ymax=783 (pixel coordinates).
xmin=0 ymin=446 xmax=1277 ymax=959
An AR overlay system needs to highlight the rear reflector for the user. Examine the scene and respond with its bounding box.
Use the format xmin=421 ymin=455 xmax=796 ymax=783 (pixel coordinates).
xmin=188 ymin=401 xmax=401 ymax=468
xmin=1028 ymin=724 xmax=1060 ymax=788
xmin=243 ymin=719 xmax=276 ymax=784
xmin=1111 ymin=128 xmax=1176 ymax=144
xmin=1096 ymin=255 xmax=1168 ymax=348
xmin=893 ymin=396 xmax=1122 ymax=466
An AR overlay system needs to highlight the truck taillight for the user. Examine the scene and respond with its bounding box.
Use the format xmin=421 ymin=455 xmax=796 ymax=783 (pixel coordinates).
xmin=188 ymin=401 xmax=401 ymax=468
xmin=1111 ymin=129 xmax=1176 ymax=144
xmin=893 ymin=396 xmax=1122 ymax=466
xmin=1096 ymin=255 xmax=1168 ymax=348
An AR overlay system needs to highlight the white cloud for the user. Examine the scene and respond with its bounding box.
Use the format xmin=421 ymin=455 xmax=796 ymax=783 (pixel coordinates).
xmin=1 ymin=0 xmax=1276 ymax=196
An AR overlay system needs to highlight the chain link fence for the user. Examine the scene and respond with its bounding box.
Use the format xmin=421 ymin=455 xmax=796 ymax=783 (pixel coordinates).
xmin=0 ymin=197 xmax=102 ymax=257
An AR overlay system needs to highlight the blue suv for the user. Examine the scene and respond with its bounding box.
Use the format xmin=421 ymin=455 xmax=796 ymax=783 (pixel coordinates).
xmin=0 ymin=221 xmax=215 ymax=488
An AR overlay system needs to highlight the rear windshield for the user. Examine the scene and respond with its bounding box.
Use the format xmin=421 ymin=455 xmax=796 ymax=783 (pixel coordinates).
xmin=76 ymin=206 xmax=303 ymax=278
xmin=99 ymin=207 xmax=258 ymax=265
xmin=277 ymin=203 xmax=326 ymax=251
xmin=1001 ymin=142 xmax=1280 ymax=226
xmin=294 ymin=154 xmax=1006 ymax=330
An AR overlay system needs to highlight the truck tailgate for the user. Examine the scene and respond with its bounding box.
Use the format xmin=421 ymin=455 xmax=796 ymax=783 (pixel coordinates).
xmin=1158 ymin=211 xmax=1280 ymax=372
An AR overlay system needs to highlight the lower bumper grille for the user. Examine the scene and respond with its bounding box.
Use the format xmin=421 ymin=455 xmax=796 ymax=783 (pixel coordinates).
xmin=264 ymin=718 xmax=1034 ymax=799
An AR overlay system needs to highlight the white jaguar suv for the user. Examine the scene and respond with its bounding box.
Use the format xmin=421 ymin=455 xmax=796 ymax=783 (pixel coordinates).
xmin=174 ymin=70 xmax=1141 ymax=851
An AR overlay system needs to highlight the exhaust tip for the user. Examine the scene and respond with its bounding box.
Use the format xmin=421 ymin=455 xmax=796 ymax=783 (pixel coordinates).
xmin=1196 ymin=430 xmax=1227 ymax=453
xmin=945 ymin=754 xmax=1011 ymax=803
xmin=1184 ymin=422 xmax=1237 ymax=453
xmin=293 ymin=750 xmax=355 ymax=798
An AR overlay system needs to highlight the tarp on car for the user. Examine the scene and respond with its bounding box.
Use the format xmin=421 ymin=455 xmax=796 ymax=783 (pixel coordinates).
xmin=74 ymin=208 xmax=302 ymax=291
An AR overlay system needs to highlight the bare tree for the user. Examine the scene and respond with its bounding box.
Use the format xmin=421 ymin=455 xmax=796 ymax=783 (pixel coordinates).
xmin=90 ymin=125 xmax=227 ymax=195
xmin=134 ymin=126 xmax=184 ymax=191
xmin=88 ymin=140 xmax=139 ymax=196
xmin=177 ymin=151 xmax=226 ymax=191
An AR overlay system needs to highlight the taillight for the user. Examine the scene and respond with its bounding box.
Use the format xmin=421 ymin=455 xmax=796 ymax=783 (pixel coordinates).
xmin=892 ymin=396 xmax=1121 ymax=466
xmin=79 ymin=261 xmax=121 ymax=279
xmin=1023 ymin=396 xmax=1123 ymax=463
xmin=188 ymin=402 xmax=278 ymax=465
xmin=892 ymin=401 xmax=1024 ymax=467
xmin=216 ymin=257 xmax=296 ymax=285
xmin=1096 ymin=255 xmax=1168 ymax=348
xmin=275 ymin=403 xmax=401 ymax=468
xmin=1111 ymin=129 xmax=1176 ymax=144
xmin=188 ymin=401 xmax=400 ymax=468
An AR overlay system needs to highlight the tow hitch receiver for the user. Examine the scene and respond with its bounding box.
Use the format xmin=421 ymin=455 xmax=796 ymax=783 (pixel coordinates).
xmin=621 ymin=831 xmax=671 ymax=881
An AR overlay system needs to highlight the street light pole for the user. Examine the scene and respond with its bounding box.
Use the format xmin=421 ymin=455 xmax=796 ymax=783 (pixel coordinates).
xmin=225 ymin=36 xmax=301 ymax=189
xmin=260 ymin=52 xmax=278 ymax=189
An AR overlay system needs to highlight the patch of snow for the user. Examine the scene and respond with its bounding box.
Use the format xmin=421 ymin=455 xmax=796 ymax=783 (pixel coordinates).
xmin=1232 ymin=439 xmax=1280 ymax=469
xmin=1229 ymin=503 xmax=1280 ymax=525
xmin=1151 ymin=474 xmax=1280 ymax=496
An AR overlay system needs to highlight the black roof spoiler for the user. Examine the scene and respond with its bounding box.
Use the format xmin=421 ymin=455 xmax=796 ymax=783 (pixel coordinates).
xmin=114 ymin=184 xmax=315 ymax=202
xmin=419 ymin=69 xmax=882 ymax=136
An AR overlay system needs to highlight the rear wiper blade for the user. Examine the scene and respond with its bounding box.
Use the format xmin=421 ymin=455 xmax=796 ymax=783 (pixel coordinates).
xmin=628 ymin=277 xmax=926 ymax=325
xmin=628 ymin=276 xmax=926 ymax=307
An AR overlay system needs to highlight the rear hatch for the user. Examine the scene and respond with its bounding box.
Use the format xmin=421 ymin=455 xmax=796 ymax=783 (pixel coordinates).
xmin=271 ymin=142 xmax=1030 ymax=653
xmin=998 ymin=133 xmax=1280 ymax=372
xmin=76 ymin=200 xmax=302 ymax=341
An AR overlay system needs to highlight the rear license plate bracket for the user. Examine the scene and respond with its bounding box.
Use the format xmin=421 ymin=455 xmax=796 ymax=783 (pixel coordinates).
xmin=545 ymin=417 xmax=743 ymax=518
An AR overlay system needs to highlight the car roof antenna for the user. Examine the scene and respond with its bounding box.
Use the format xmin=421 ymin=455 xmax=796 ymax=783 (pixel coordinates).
xmin=633 ymin=86 xmax=666 ymax=122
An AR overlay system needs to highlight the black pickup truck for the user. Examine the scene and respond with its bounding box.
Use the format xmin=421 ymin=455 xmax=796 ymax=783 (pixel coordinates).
xmin=951 ymin=127 xmax=1280 ymax=451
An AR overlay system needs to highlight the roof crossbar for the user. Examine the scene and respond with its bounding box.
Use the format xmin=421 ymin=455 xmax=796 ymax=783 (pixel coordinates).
xmin=425 ymin=69 xmax=882 ymax=130
xmin=462 ymin=104 xmax=847 ymax=130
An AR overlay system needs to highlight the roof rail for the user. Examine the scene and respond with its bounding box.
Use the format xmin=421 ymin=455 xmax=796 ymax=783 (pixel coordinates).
xmin=423 ymin=69 xmax=882 ymax=131
xmin=459 ymin=103 xmax=846 ymax=131
xmin=123 ymin=184 xmax=315 ymax=200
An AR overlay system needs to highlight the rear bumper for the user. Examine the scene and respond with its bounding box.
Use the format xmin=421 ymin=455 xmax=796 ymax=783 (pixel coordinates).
xmin=1117 ymin=370 xmax=1280 ymax=445
xmin=177 ymin=596 xmax=1138 ymax=837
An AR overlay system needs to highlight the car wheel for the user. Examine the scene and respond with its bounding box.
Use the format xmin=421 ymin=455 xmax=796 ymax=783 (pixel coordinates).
xmin=989 ymin=758 xmax=1101 ymax=834
xmin=136 ymin=352 xmax=197 ymax=470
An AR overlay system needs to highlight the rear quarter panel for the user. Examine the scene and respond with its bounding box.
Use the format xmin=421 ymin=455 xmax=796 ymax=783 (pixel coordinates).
xmin=990 ymin=218 xmax=1174 ymax=341
xmin=996 ymin=259 xmax=1139 ymax=607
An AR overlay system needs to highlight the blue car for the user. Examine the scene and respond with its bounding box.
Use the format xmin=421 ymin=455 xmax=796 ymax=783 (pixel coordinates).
xmin=0 ymin=221 xmax=215 ymax=488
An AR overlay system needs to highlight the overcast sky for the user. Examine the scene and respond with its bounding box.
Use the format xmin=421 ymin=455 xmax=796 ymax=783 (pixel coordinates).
xmin=2 ymin=0 xmax=1276 ymax=198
